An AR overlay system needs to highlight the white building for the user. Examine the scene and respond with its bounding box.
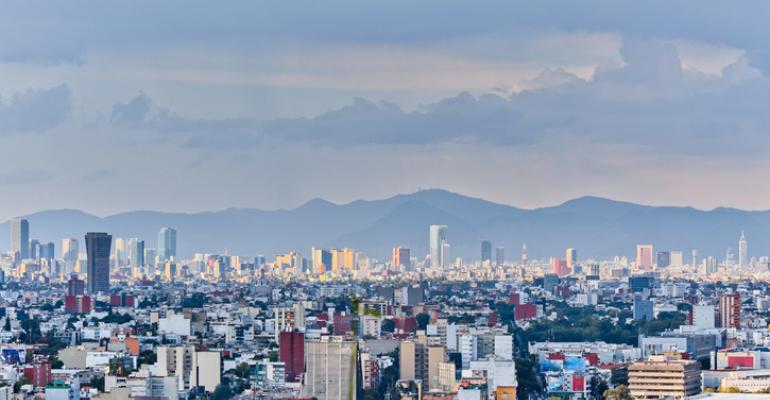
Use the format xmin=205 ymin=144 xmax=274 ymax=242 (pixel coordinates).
xmin=157 ymin=313 xmax=192 ymax=336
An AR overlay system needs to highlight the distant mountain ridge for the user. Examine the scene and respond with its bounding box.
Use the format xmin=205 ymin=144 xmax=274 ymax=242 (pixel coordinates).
xmin=1 ymin=189 xmax=768 ymax=261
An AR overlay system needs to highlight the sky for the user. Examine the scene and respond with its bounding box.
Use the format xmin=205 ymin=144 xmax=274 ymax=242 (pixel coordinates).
xmin=2 ymin=1 xmax=770 ymax=219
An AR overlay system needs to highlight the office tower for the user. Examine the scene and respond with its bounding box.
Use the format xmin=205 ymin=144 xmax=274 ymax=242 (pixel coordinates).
xmin=691 ymin=249 xmax=698 ymax=269
xmin=429 ymin=225 xmax=448 ymax=269
xmin=628 ymin=356 xmax=701 ymax=399
xmin=11 ymin=217 xmax=29 ymax=260
xmin=719 ymin=292 xmax=741 ymax=329
xmin=521 ymin=243 xmax=528 ymax=265
xmin=30 ymin=239 xmax=40 ymax=260
xmin=85 ymin=232 xmax=112 ymax=294
xmin=303 ymin=337 xmax=357 ymax=400
xmin=495 ymin=246 xmax=505 ymax=266
xmin=62 ymin=238 xmax=79 ymax=274
xmin=391 ymin=247 xmax=411 ymax=269
xmin=280 ymin=331 xmax=305 ymax=383
xmin=157 ymin=227 xmax=177 ymax=261
xmin=669 ymin=251 xmax=683 ymax=268
xmin=311 ymin=248 xmax=333 ymax=274
xmin=40 ymin=242 xmax=54 ymax=262
xmin=113 ymin=237 xmax=126 ymax=266
xmin=552 ymin=258 xmax=568 ymax=276
xmin=481 ymin=240 xmax=492 ymax=262
xmin=635 ymin=244 xmax=654 ymax=269
xmin=656 ymin=251 xmax=671 ymax=268
xmin=565 ymin=248 xmax=577 ymax=270
xmin=440 ymin=242 xmax=451 ymax=269
xmin=738 ymin=231 xmax=748 ymax=268
xmin=128 ymin=238 xmax=145 ymax=268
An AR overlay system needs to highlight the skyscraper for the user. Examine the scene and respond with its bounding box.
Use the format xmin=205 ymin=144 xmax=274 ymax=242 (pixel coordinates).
xmin=128 ymin=238 xmax=145 ymax=268
xmin=391 ymin=247 xmax=411 ymax=269
xmin=40 ymin=242 xmax=54 ymax=262
xmin=113 ymin=237 xmax=126 ymax=267
xmin=429 ymin=225 xmax=448 ymax=269
xmin=11 ymin=217 xmax=29 ymax=260
xmin=565 ymin=248 xmax=577 ymax=270
xmin=738 ymin=231 xmax=748 ymax=269
xmin=481 ymin=240 xmax=492 ymax=263
xmin=495 ymin=246 xmax=505 ymax=266
xmin=62 ymin=238 xmax=79 ymax=273
xmin=158 ymin=227 xmax=177 ymax=261
xmin=85 ymin=232 xmax=112 ymax=294
xmin=521 ymin=243 xmax=528 ymax=265
xmin=635 ymin=244 xmax=654 ymax=269
xmin=30 ymin=239 xmax=40 ymax=260
xmin=656 ymin=251 xmax=671 ymax=268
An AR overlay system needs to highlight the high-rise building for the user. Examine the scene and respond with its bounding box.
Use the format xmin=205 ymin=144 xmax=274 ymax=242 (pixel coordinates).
xmin=719 ymin=292 xmax=741 ymax=329
xmin=481 ymin=240 xmax=492 ymax=263
xmin=391 ymin=247 xmax=411 ymax=269
xmin=669 ymin=251 xmax=684 ymax=268
xmin=521 ymin=243 xmax=528 ymax=265
xmin=61 ymin=238 xmax=80 ymax=273
xmin=656 ymin=251 xmax=671 ymax=268
xmin=440 ymin=242 xmax=451 ymax=269
xmin=85 ymin=232 xmax=112 ymax=294
xmin=429 ymin=225 xmax=448 ymax=269
xmin=128 ymin=238 xmax=145 ymax=268
xmin=738 ymin=231 xmax=748 ymax=269
xmin=279 ymin=331 xmax=304 ymax=383
xmin=636 ymin=244 xmax=654 ymax=269
xmin=158 ymin=227 xmax=177 ymax=261
xmin=303 ymin=337 xmax=357 ymax=400
xmin=11 ymin=217 xmax=29 ymax=260
xmin=30 ymin=239 xmax=40 ymax=260
xmin=311 ymin=248 xmax=333 ymax=274
xmin=565 ymin=248 xmax=577 ymax=270
xmin=113 ymin=237 xmax=126 ymax=267
xmin=40 ymin=242 xmax=54 ymax=262
xmin=495 ymin=246 xmax=505 ymax=266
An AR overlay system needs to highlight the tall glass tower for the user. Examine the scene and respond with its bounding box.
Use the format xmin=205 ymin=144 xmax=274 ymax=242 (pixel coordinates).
xmin=85 ymin=232 xmax=112 ymax=294
xmin=158 ymin=227 xmax=177 ymax=261
xmin=429 ymin=225 xmax=448 ymax=268
xmin=11 ymin=217 xmax=29 ymax=260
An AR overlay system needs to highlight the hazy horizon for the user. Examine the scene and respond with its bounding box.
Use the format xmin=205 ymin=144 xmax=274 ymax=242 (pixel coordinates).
xmin=2 ymin=188 xmax=769 ymax=221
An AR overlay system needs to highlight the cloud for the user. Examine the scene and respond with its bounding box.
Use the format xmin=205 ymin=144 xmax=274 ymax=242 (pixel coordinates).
xmin=118 ymin=38 xmax=770 ymax=155
xmin=0 ymin=85 xmax=72 ymax=135
xmin=0 ymin=169 xmax=53 ymax=185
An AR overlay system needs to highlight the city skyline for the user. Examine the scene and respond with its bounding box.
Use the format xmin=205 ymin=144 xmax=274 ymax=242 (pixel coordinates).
xmin=4 ymin=3 xmax=770 ymax=400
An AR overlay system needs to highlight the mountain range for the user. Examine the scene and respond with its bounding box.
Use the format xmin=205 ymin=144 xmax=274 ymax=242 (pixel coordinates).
xmin=0 ymin=189 xmax=766 ymax=262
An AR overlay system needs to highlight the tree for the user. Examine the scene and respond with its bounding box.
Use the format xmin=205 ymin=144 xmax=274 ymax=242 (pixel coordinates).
xmin=415 ymin=313 xmax=430 ymax=330
xmin=212 ymin=384 xmax=233 ymax=400
xmin=604 ymin=385 xmax=631 ymax=400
